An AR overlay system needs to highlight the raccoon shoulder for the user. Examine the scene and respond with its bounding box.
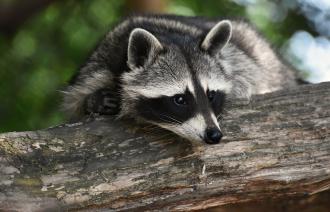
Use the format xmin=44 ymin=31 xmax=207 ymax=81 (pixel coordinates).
xmin=232 ymin=20 xmax=298 ymax=87
xmin=219 ymin=20 xmax=299 ymax=95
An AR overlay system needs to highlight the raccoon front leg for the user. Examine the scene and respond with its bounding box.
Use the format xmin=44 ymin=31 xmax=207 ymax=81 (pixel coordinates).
xmin=84 ymin=88 xmax=120 ymax=115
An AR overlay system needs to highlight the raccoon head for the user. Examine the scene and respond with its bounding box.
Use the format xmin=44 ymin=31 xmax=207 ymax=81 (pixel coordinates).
xmin=121 ymin=20 xmax=232 ymax=144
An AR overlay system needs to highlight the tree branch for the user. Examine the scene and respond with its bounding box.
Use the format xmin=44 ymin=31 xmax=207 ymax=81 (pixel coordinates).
xmin=1 ymin=82 xmax=330 ymax=211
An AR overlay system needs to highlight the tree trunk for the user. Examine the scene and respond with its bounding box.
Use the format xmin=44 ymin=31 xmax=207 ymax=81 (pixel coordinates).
xmin=1 ymin=82 xmax=330 ymax=211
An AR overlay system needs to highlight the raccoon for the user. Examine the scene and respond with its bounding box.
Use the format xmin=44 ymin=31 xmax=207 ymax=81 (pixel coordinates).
xmin=62 ymin=14 xmax=299 ymax=144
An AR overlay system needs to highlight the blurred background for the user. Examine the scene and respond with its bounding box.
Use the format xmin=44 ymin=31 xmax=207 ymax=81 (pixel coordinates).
xmin=0 ymin=0 xmax=329 ymax=133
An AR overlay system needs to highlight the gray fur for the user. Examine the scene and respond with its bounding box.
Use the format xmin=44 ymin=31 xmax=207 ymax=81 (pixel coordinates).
xmin=63 ymin=14 xmax=298 ymax=143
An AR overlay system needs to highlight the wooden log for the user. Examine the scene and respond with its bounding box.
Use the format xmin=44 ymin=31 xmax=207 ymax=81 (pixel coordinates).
xmin=1 ymin=82 xmax=330 ymax=211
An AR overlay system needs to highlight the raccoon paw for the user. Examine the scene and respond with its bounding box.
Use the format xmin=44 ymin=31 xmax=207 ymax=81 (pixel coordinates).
xmin=84 ymin=88 xmax=120 ymax=115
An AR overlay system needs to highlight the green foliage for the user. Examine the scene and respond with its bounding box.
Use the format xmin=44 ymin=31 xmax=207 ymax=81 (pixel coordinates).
xmin=0 ymin=0 xmax=124 ymax=132
xmin=0 ymin=0 xmax=312 ymax=132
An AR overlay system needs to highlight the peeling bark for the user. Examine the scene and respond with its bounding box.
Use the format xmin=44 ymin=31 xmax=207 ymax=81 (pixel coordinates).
xmin=1 ymin=82 xmax=330 ymax=211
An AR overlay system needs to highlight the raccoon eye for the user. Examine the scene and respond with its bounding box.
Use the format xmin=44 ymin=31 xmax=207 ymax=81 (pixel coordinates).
xmin=173 ymin=95 xmax=187 ymax=106
xmin=207 ymin=90 xmax=216 ymax=101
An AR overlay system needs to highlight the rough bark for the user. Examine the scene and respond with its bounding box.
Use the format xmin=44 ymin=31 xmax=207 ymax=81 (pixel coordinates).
xmin=1 ymin=82 xmax=330 ymax=211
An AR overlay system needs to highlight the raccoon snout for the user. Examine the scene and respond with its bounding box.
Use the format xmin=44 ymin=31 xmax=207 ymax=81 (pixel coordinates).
xmin=205 ymin=128 xmax=223 ymax=144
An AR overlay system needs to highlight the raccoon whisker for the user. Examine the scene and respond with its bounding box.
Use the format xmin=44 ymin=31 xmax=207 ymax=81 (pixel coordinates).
xmin=144 ymin=129 xmax=163 ymax=132
xmin=141 ymin=126 xmax=159 ymax=131
xmin=159 ymin=114 xmax=183 ymax=125
xmin=141 ymin=108 xmax=183 ymax=125
xmin=159 ymin=116 xmax=185 ymax=127
xmin=158 ymin=115 xmax=201 ymax=140
xmin=142 ymin=124 xmax=159 ymax=129
xmin=143 ymin=126 xmax=164 ymax=132
xmin=158 ymin=114 xmax=201 ymax=137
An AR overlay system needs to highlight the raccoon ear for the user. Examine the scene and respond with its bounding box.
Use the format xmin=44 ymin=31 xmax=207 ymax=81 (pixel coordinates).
xmin=201 ymin=20 xmax=232 ymax=55
xmin=127 ymin=28 xmax=163 ymax=69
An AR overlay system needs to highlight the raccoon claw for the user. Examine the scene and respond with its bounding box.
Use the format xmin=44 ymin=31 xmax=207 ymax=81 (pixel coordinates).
xmin=85 ymin=88 xmax=120 ymax=115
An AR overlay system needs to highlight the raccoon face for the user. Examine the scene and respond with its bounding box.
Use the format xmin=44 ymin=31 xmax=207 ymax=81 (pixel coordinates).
xmin=121 ymin=21 xmax=232 ymax=144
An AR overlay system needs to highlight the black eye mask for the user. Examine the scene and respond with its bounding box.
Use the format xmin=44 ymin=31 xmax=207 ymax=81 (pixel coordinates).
xmin=136 ymin=89 xmax=196 ymax=124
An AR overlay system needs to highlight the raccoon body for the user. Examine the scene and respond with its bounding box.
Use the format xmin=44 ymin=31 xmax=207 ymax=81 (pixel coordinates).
xmin=63 ymin=14 xmax=298 ymax=144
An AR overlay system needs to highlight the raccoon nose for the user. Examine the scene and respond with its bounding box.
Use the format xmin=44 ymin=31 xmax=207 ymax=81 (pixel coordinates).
xmin=205 ymin=128 xmax=223 ymax=144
